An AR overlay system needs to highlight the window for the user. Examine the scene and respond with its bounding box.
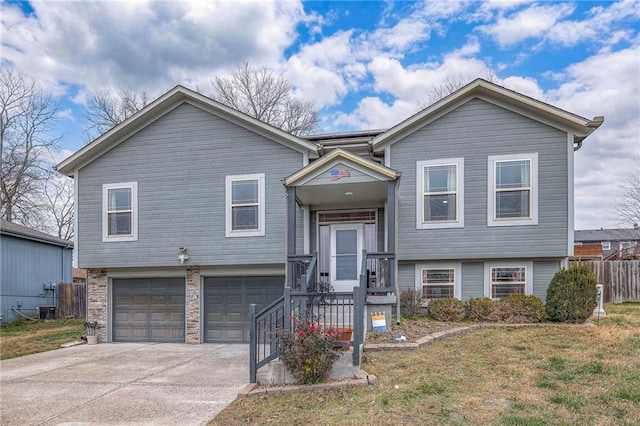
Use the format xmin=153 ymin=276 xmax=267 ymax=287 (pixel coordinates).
xmin=484 ymin=262 xmax=533 ymax=299
xmin=102 ymin=182 xmax=138 ymax=242
xmin=416 ymin=158 xmax=464 ymax=229
xmin=620 ymin=241 xmax=638 ymax=255
xmin=488 ymin=153 xmax=538 ymax=226
xmin=416 ymin=263 xmax=461 ymax=300
xmin=225 ymin=173 xmax=265 ymax=237
xmin=601 ymin=242 xmax=611 ymax=251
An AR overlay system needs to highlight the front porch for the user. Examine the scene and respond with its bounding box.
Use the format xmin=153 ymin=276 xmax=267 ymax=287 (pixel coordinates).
xmin=248 ymin=149 xmax=401 ymax=384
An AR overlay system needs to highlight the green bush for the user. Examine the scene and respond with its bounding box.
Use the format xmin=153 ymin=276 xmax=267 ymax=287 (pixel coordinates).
xmin=498 ymin=294 xmax=546 ymax=323
xmin=465 ymin=297 xmax=500 ymax=322
xmin=278 ymin=317 xmax=339 ymax=384
xmin=545 ymin=264 xmax=597 ymax=323
xmin=428 ymin=297 xmax=465 ymax=322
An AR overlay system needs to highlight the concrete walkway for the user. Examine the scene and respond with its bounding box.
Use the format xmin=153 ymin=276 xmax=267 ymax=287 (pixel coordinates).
xmin=0 ymin=343 xmax=249 ymax=426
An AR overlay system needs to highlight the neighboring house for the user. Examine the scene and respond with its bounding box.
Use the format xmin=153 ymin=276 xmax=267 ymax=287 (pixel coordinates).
xmin=0 ymin=220 xmax=73 ymax=322
xmin=574 ymin=227 xmax=640 ymax=260
xmin=57 ymin=79 xmax=602 ymax=344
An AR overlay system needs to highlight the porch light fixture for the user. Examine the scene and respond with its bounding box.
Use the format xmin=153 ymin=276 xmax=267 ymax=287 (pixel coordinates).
xmin=345 ymin=191 xmax=354 ymax=196
xmin=177 ymin=247 xmax=189 ymax=264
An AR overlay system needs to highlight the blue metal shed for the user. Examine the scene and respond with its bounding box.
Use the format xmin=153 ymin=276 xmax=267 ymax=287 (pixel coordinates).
xmin=0 ymin=220 xmax=73 ymax=322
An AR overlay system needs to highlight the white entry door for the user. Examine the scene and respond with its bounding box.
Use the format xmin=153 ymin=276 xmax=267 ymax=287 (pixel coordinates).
xmin=330 ymin=224 xmax=364 ymax=292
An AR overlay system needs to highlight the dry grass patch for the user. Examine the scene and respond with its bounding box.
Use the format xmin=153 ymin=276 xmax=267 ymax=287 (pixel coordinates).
xmin=0 ymin=319 xmax=85 ymax=359
xmin=211 ymin=303 xmax=640 ymax=425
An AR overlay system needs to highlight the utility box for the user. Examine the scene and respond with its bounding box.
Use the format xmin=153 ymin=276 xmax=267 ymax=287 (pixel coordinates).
xmin=38 ymin=306 xmax=56 ymax=320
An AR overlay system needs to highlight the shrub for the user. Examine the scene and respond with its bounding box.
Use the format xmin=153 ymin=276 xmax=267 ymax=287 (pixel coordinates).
xmin=428 ymin=297 xmax=465 ymax=322
xmin=498 ymin=294 xmax=546 ymax=323
xmin=278 ymin=317 xmax=339 ymax=384
xmin=465 ymin=297 xmax=500 ymax=322
xmin=400 ymin=288 xmax=425 ymax=319
xmin=546 ymin=264 xmax=597 ymax=323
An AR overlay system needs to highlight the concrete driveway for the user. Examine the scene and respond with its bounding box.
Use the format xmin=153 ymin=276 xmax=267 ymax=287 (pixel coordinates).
xmin=0 ymin=343 xmax=249 ymax=425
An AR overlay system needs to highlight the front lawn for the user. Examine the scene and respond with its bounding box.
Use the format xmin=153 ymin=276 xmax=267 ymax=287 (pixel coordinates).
xmin=211 ymin=303 xmax=640 ymax=425
xmin=0 ymin=319 xmax=85 ymax=360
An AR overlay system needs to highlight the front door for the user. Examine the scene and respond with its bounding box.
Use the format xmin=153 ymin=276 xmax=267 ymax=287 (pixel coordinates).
xmin=330 ymin=224 xmax=364 ymax=292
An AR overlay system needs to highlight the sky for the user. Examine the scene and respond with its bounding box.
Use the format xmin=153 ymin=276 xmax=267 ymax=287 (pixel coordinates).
xmin=2 ymin=0 xmax=639 ymax=231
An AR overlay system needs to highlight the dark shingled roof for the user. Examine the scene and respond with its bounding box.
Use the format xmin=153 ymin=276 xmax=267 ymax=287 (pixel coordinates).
xmin=0 ymin=219 xmax=73 ymax=247
xmin=575 ymin=228 xmax=640 ymax=242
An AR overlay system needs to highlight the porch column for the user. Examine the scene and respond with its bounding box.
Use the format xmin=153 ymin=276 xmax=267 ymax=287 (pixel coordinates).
xmin=387 ymin=180 xmax=401 ymax=324
xmin=287 ymin=186 xmax=296 ymax=287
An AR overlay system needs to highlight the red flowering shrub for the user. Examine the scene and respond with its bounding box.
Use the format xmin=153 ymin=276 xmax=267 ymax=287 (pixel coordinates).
xmin=278 ymin=316 xmax=339 ymax=384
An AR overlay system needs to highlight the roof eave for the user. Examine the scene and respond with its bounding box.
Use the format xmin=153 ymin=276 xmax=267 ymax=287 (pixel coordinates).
xmin=371 ymin=79 xmax=602 ymax=151
xmin=57 ymin=86 xmax=319 ymax=176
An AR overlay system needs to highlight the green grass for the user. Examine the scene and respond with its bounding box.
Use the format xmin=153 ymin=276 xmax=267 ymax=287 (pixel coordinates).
xmin=0 ymin=319 xmax=85 ymax=359
xmin=211 ymin=302 xmax=640 ymax=425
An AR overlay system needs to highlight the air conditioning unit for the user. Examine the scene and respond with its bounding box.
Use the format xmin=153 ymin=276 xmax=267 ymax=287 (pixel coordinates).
xmin=38 ymin=306 xmax=56 ymax=320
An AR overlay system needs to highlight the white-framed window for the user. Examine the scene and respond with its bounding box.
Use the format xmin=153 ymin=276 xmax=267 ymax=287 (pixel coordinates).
xmin=487 ymin=153 xmax=538 ymax=227
xmin=620 ymin=241 xmax=638 ymax=255
xmin=484 ymin=261 xmax=533 ymax=299
xmin=416 ymin=158 xmax=464 ymax=229
xmin=102 ymin=182 xmax=138 ymax=242
xmin=225 ymin=173 xmax=265 ymax=238
xmin=601 ymin=242 xmax=611 ymax=251
xmin=415 ymin=262 xmax=461 ymax=300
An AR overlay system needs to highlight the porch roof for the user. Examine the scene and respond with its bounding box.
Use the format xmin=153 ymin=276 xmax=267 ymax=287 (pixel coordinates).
xmin=283 ymin=149 xmax=399 ymax=187
xmin=283 ymin=149 xmax=399 ymax=209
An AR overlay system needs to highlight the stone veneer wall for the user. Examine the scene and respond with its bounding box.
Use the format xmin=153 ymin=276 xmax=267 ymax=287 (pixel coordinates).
xmin=87 ymin=269 xmax=108 ymax=343
xmin=186 ymin=266 xmax=201 ymax=344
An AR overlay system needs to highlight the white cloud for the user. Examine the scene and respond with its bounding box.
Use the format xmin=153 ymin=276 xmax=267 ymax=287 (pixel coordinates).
xmin=546 ymin=0 xmax=640 ymax=47
xmin=547 ymin=45 xmax=640 ymax=229
xmin=501 ymin=76 xmax=544 ymax=99
xmin=1 ymin=0 xmax=305 ymax=94
xmin=479 ymin=3 xmax=575 ymax=47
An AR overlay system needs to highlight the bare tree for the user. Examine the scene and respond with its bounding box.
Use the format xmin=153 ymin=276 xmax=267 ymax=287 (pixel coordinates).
xmin=0 ymin=68 xmax=60 ymax=224
xmin=83 ymin=88 xmax=151 ymax=140
xmin=210 ymin=62 xmax=319 ymax=136
xmin=418 ymin=72 xmax=499 ymax=109
xmin=614 ymin=161 xmax=640 ymax=227
xmin=43 ymin=175 xmax=74 ymax=239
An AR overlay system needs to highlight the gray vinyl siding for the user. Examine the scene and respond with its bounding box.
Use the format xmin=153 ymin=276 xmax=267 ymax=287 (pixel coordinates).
xmin=390 ymin=98 xmax=569 ymax=260
xmin=397 ymin=262 xmax=414 ymax=293
xmin=533 ymin=260 xmax=563 ymax=300
xmin=461 ymin=262 xmax=484 ymax=299
xmin=1 ymin=236 xmax=73 ymax=322
xmin=396 ymin=259 xmax=557 ymax=302
xmin=77 ymin=103 xmax=304 ymax=268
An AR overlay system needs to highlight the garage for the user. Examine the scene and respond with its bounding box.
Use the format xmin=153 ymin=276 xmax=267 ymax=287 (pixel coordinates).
xmin=112 ymin=278 xmax=185 ymax=343
xmin=203 ymin=276 xmax=284 ymax=343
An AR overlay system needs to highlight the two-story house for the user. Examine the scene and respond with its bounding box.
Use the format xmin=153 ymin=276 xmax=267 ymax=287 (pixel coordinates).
xmin=57 ymin=79 xmax=602 ymax=344
xmin=575 ymin=227 xmax=640 ymax=259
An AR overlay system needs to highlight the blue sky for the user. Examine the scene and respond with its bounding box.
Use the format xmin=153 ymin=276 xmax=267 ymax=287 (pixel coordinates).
xmin=2 ymin=0 xmax=639 ymax=230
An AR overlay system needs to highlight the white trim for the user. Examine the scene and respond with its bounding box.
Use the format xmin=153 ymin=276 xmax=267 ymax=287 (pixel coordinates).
xmin=567 ymin=133 xmax=574 ymax=256
xmin=106 ymin=270 xmax=187 ymax=278
xmin=73 ymin=169 xmax=79 ymax=267
xmin=487 ymin=153 xmax=538 ymax=227
xmin=303 ymin=206 xmax=310 ymax=254
xmin=102 ymin=182 xmax=138 ymax=242
xmin=329 ymin=223 xmax=364 ymax=292
xmin=302 ymin=151 xmax=309 ymax=167
xmin=384 ymin=146 xmax=391 ymax=167
xmin=483 ymin=261 xmax=533 ymax=299
xmin=416 ymin=158 xmax=464 ymax=229
xmin=601 ymin=242 xmax=611 ymax=251
xmin=415 ymin=262 xmax=462 ymax=300
xmin=225 ymin=173 xmax=266 ymax=238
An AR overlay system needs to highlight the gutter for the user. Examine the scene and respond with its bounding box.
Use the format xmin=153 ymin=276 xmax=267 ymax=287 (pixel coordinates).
xmin=574 ymin=116 xmax=604 ymax=151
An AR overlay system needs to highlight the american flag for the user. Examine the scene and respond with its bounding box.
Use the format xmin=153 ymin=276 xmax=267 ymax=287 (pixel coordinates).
xmin=330 ymin=169 xmax=351 ymax=181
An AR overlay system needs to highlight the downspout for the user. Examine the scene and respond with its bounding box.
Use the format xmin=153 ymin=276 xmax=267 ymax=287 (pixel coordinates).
xmin=367 ymin=141 xmax=384 ymax=164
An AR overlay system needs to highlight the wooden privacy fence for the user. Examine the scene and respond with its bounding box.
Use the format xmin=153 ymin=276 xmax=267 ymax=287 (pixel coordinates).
xmin=573 ymin=260 xmax=640 ymax=303
xmin=57 ymin=282 xmax=86 ymax=319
